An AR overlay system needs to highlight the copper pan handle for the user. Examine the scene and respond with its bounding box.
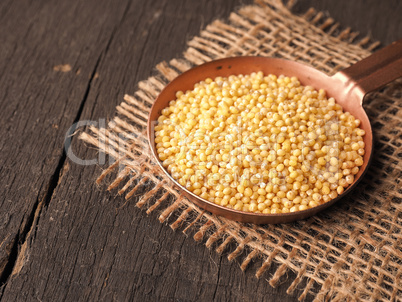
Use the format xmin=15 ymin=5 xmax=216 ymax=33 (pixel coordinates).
xmin=333 ymin=39 xmax=402 ymax=99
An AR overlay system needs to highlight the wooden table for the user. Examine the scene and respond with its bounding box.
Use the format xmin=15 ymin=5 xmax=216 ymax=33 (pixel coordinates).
xmin=0 ymin=0 xmax=400 ymax=301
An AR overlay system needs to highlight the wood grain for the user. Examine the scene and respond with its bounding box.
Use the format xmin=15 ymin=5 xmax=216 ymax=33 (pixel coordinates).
xmin=0 ymin=0 xmax=400 ymax=301
xmin=291 ymin=0 xmax=402 ymax=46
xmin=0 ymin=0 xmax=131 ymax=286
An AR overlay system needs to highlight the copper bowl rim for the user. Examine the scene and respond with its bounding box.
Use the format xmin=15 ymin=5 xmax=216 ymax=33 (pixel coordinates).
xmin=147 ymin=56 xmax=373 ymax=224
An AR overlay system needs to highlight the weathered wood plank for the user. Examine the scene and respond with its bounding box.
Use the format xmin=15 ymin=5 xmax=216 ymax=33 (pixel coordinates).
xmin=0 ymin=0 xmax=131 ymax=287
xmin=0 ymin=0 xmax=400 ymax=301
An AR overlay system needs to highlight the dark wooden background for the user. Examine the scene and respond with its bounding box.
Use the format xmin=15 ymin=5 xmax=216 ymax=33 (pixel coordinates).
xmin=0 ymin=0 xmax=400 ymax=301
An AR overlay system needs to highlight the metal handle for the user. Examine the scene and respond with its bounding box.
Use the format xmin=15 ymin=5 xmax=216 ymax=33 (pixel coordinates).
xmin=333 ymin=39 xmax=402 ymax=98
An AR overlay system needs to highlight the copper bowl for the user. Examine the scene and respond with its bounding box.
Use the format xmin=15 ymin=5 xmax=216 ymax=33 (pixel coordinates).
xmin=147 ymin=40 xmax=402 ymax=224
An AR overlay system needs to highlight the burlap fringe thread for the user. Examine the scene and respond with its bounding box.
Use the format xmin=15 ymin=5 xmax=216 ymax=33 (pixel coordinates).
xmin=80 ymin=0 xmax=402 ymax=301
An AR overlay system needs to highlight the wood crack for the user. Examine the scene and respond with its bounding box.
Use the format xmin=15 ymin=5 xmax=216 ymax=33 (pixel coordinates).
xmin=172 ymin=237 xmax=187 ymax=300
xmin=211 ymin=255 xmax=223 ymax=301
xmin=0 ymin=153 xmax=65 ymax=295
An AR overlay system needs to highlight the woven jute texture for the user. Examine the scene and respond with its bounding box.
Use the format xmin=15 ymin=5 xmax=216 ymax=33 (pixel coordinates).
xmin=80 ymin=0 xmax=402 ymax=300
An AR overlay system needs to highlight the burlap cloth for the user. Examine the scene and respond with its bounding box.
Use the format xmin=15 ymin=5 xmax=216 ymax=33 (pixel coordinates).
xmin=80 ymin=0 xmax=402 ymax=300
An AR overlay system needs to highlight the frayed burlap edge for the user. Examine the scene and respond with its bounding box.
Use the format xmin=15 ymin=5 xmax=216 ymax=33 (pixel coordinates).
xmin=80 ymin=0 xmax=402 ymax=301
